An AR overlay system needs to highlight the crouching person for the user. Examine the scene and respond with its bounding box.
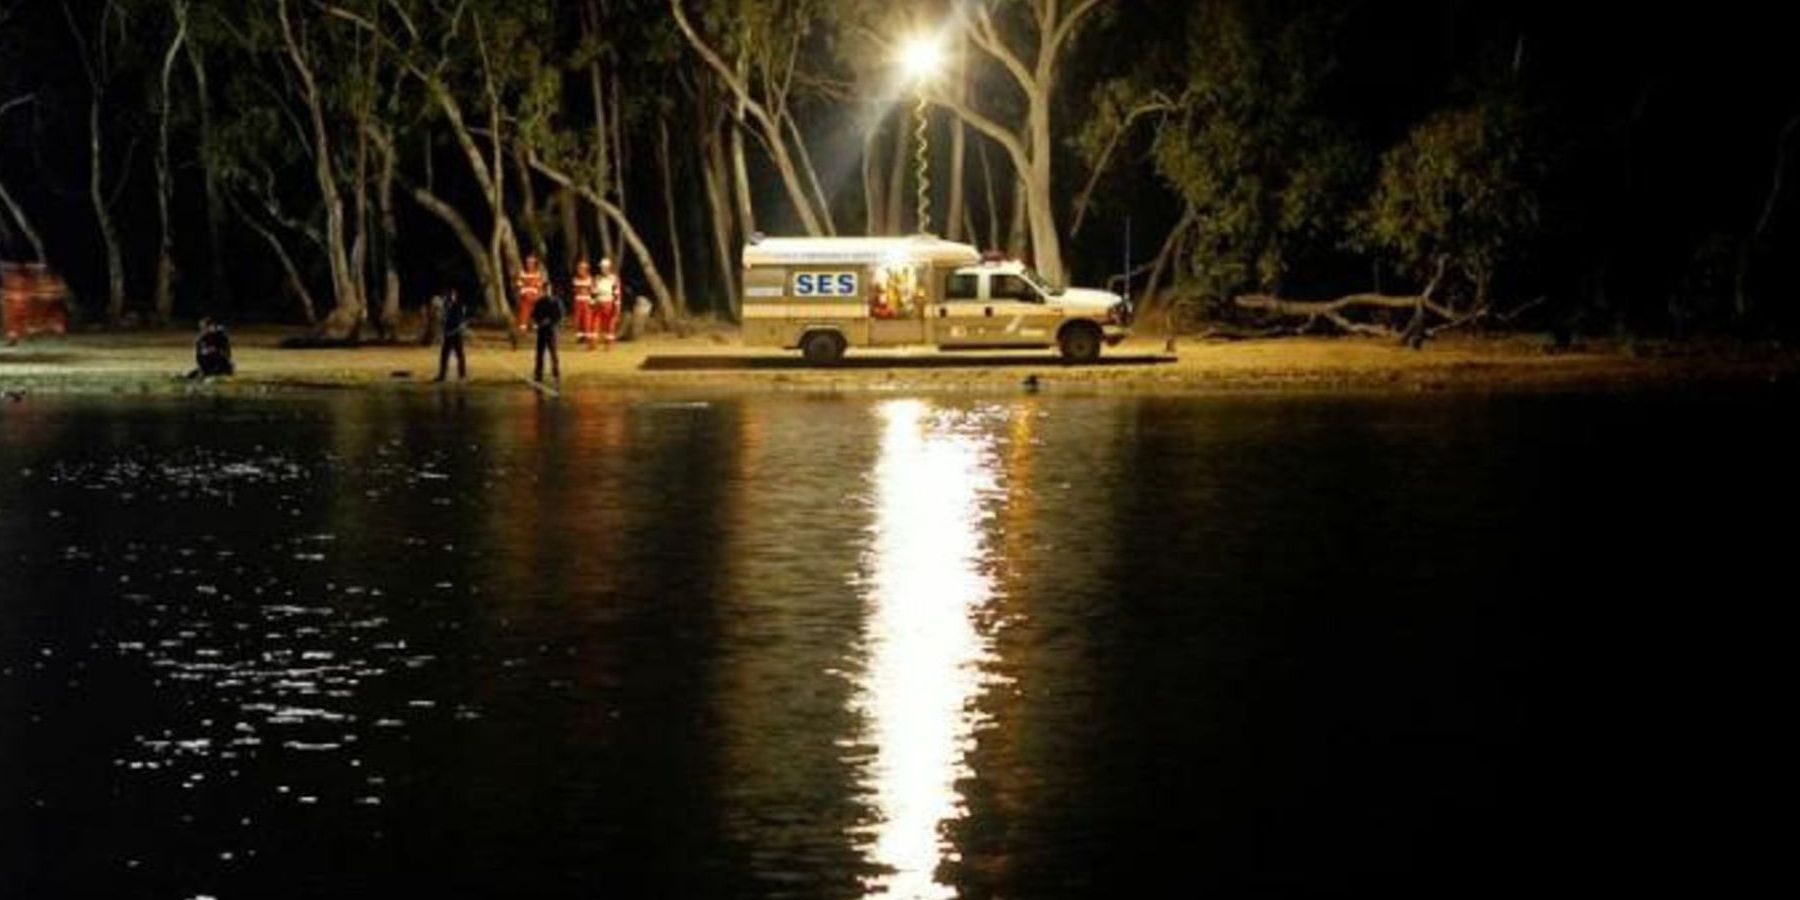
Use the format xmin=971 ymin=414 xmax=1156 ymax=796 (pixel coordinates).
xmin=188 ymin=318 xmax=235 ymax=378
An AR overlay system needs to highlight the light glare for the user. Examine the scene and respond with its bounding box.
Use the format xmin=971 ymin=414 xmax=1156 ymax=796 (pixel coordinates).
xmin=900 ymin=35 xmax=945 ymax=83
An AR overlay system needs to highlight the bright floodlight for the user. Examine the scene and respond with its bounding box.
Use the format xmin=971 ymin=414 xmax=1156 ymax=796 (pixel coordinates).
xmin=900 ymin=35 xmax=944 ymax=83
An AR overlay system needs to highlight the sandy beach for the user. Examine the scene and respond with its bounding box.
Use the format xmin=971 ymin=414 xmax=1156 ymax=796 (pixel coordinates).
xmin=2 ymin=327 xmax=1794 ymax=395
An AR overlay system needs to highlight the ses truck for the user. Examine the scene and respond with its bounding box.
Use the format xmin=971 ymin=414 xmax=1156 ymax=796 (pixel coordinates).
xmin=740 ymin=236 xmax=1132 ymax=364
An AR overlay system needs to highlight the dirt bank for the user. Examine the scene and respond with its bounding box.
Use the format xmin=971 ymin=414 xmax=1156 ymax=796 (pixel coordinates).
xmin=1 ymin=327 xmax=1794 ymax=395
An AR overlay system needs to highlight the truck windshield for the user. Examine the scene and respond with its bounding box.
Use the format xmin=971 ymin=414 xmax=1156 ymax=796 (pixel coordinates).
xmin=1021 ymin=267 xmax=1064 ymax=296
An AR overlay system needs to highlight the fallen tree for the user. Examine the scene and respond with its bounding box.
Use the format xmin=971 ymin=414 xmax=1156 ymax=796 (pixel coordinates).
xmin=1233 ymin=283 xmax=1545 ymax=346
xmin=1232 ymin=258 xmax=1497 ymax=346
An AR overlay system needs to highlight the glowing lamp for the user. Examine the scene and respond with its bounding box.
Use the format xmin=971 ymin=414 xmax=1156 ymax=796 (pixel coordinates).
xmin=900 ymin=35 xmax=945 ymax=84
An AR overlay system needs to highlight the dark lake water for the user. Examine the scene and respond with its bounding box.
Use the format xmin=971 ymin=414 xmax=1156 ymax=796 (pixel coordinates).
xmin=1 ymin=386 xmax=1792 ymax=898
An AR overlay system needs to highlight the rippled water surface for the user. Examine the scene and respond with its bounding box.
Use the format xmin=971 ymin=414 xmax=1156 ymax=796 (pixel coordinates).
xmin=2 ymin=387 xmax=1792 ymax=897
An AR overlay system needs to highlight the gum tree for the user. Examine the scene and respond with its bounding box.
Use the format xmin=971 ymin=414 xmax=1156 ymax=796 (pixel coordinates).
xmin=928 ymin=0 xmax=1113 ymax=284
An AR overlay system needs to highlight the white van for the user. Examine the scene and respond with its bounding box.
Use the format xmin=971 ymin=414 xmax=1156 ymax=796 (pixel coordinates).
xmin=740 ymin=236 xmax=1132 ymax=364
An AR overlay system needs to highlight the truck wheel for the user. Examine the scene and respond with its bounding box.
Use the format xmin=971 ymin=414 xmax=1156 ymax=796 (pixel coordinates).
xmin=1058 ymin=323 xmax=1102 ymax=364
xmin=801 ymin=331 xmax=846 ymax=366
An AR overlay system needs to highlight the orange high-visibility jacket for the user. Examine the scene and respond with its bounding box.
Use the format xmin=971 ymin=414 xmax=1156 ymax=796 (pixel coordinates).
xmin=595 ymin=273 xmax=621 ymax=306
xmin=516 ymin=267 xmax=547 ymax=301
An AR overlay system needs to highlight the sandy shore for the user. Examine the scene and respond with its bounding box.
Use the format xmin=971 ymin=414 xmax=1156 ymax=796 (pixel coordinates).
xmin=1 ymin=327 xmax=1794 ymax=395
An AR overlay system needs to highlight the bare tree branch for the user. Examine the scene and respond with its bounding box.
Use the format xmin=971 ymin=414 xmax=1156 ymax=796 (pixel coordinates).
xmin=1048 ymin=0 xmax=1106 ymax=65
xmin=666 ymin=0 xmax=829 ymax=234
xmin=923 ymin=81 xmax=1031 ymax=177
xmin=963 ymin=5 xmax=1034 ymax=95
xmin=527 ymin=150 xmax=675 ymax=313
xmin=1071 ymin=91 xmax=1176 ymax=236
xmin=0 ymin=93 xmax=34 ymax=120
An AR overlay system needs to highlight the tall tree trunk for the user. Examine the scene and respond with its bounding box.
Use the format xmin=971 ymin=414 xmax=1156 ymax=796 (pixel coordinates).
xmin=584 ymin=1 xmax=616 ymax=264
xmin=350 ymin=126 xmax=371 ymax=333
xmin=513 ymin=148 xmax=545 ymax=261
xmin=153 ymin=4 xmax=190 ymax=326
xmin=1008 ymin=173 xmax=1029 ymax=260
xmin=939 ymin=0 xmax=1102 ymax=282
xmin=276 ymin=0 xmax=363 ymax=337
xmin=946 ymin=33 xmax=969 ymax=243
xmin=377 ymin=141 xmax=402 ymax=336
xmin=345 ymin=0 xmax=392 ymax=330
xmin=1025 ymin=102 xmax=1064 ymax=283
xmin=87 ymin=95 xmax=125 ymax=325
xmin=611 ymin=72 xmax=628 ymax=230
xmin=886 ymin=116 xmax=909 ymax=235
xmin=418 ymin=61 xmax=522 ymax=319
xmin=555 ymin=187 xmax=582 ymax=268
xmin=978 ymin=139 xmax=1001 ymax=251
xmin=862 ymin=118 xmax=885 ymax=234
xmin=183 ymin=36 xmax=228 ymax=315
xmin=64 ymin=0 xmax=126 ymax=325
xmin=474 ymin=16 xmax=516 ymax=315
xmin=658 ymin=114 xmax=688 ymax=317
xmin=702 ymin=119 xmax=739 ymax=318
xmin=429 ymin=100 xmax=520 ymax=315
xmin=730 ymin=117 xmax=757 ymax=240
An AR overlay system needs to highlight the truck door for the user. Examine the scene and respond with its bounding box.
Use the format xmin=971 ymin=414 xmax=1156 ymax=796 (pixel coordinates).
xmin=986 ymin=274 xmax=1056 ymax=346
xmin=933 ymin=270 xmax=986 ymax=346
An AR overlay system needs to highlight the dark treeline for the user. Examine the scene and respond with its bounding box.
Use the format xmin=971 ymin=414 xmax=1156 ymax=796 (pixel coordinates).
xmin=1 ymin=1 xmax=1795 ymax=338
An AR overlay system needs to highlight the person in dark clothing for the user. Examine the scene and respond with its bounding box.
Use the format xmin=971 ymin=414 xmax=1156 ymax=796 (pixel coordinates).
xmin=433 ymin=290 xmax=469 ymax=382
xmin=530 ymin=289 xmax=565 ymax=383
xmin=187 ymin=318 xmax=234 ymax=378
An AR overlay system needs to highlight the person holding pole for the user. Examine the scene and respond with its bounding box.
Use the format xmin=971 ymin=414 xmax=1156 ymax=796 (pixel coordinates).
xmin=432 ymin=289 xmax=469 ymax=382
xmin=530 ymin=286 xmax=565 ymax=384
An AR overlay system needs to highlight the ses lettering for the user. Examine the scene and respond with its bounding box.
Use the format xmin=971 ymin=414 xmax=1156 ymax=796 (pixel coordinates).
xmin=793 ymin=273 xmax=859 ymax=298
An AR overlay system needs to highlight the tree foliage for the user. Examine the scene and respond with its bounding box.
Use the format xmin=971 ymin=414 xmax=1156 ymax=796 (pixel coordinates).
xmin=1090 ymin=0 xmax=1359 ymax=310
xmin=1359 ymin=96 xmax=1541 ymax=307
xmin=0 ymin=1 xmax=1795 ymax=337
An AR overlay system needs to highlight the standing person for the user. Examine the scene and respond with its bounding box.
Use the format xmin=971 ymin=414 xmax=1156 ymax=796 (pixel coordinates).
xmin=594 ymin=257 xmax=623 ymax=350
xmin=514 ymin=253 xmax=547 ymax=334
xmin=432 ymin=290 xmax=469 ymax=382
xmin=571 ymin=259 xmax=597 ymax=347
xmin=530 ymin=287 xmax=565 ymax=384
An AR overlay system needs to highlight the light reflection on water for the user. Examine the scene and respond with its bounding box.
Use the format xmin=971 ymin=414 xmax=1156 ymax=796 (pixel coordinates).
xmin=4 ymin=389 xmax=1773 ymax=896
xmin=851 ymin=400 xmax=1006 ymax=899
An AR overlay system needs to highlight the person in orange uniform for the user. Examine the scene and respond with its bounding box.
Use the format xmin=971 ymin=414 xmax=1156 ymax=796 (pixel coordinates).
xmin=514 ymin=253 xmax=548 ymax=333
xmin=594 ymin=257 xmax=623 ymax=349
xmin=571 ymin=259 xmax=597 ymax=346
